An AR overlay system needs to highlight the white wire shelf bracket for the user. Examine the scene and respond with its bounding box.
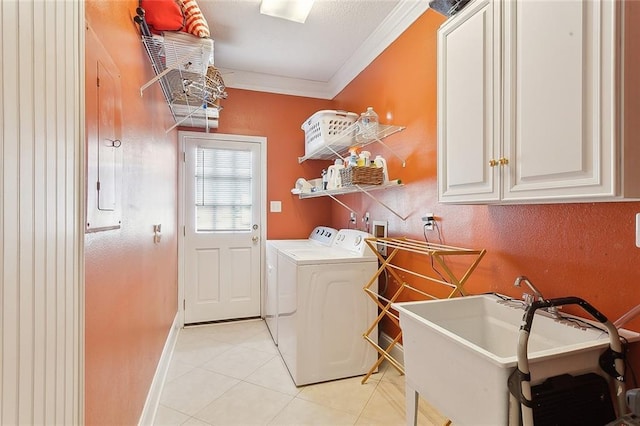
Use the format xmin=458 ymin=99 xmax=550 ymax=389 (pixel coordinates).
xmin=297 ymin=179 xmax=402 ymax=198
xmin=297 ymin=124 xmax=406 ymax=164
xmin=297 ymin=180 xmax=407 ymax=220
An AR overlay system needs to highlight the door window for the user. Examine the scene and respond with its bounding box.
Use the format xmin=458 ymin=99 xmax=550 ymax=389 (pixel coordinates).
xmin=195 ymin=146 xmax=253 ymax=232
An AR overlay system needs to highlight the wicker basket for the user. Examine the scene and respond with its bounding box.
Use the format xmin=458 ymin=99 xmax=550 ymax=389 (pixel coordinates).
xmin=302 ymin=110 xmax=358 ymax=157
xmin=340 ymin=166 xmax=384 ymax=186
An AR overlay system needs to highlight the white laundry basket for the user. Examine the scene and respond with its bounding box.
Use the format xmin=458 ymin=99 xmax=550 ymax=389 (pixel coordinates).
xmin=302 ymin=110 xmax=358 ymax=157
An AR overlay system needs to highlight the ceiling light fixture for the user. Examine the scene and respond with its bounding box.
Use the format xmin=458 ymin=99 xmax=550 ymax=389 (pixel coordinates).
xmin=260 ymin=0 xmax=315 ymax=24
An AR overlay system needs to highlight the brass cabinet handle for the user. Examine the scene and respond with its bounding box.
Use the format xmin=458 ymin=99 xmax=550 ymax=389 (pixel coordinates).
xmin=489 ymin=158 xmax=509 ymax=167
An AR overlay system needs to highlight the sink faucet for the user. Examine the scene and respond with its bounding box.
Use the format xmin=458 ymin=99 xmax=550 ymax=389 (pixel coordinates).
xmin=514 ymin=276 xmax=544 ymax=301
xmin=513 ymin=276 xmax=561 ymax=319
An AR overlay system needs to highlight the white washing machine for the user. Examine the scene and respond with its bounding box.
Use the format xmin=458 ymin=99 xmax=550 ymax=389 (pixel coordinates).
xmin=277 ymin=229 xmax=378 ymax=386
xmin=265 ymin=226 xmax=337 ymax=345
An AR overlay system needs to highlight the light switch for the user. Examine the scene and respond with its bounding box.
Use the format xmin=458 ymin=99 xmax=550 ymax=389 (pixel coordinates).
xmin=270 ymin=201 xmax=282 ymax=213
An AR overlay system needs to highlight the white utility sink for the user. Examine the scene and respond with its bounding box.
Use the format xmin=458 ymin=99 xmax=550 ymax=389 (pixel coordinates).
xmin=394 ymin=294 xmax=639 ymax=426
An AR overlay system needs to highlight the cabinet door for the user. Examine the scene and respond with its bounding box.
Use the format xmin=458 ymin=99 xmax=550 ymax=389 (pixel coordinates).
xmin=502 ymin=0 xmax=616 ymax=201
xmin=438 ymin=0 xmax=501 ymax=203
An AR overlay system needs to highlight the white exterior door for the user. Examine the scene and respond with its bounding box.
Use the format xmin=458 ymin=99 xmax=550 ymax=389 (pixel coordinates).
xmin=181 ymin=132 xmax=265 ymax=324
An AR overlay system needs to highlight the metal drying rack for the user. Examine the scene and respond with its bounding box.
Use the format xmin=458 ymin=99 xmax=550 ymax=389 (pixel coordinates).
xmin=361 ymin=237 xmax=486 ymax=383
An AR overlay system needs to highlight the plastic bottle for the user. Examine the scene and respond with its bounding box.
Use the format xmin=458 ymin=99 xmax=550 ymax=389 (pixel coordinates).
xmin=374 ymin=155 xmax=389 ymax=182
xmin=360 ymin=150 xmax=371 ymax=164
xmin=360 ymin=107 xmax=379 ymax=139
xmin=348 ymin=148 xmax=358 ymax=167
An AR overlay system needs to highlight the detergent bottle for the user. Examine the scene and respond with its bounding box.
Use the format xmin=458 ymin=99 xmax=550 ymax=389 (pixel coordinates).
xmin=327 ymin=162 xmax=344 ymax=189
xmin=374 ymin=155 xmax=389 ymax=182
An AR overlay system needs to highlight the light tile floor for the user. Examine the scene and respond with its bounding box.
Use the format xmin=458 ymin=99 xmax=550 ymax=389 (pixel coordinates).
xmin=155 ymin=319 xmax=449 ymax=426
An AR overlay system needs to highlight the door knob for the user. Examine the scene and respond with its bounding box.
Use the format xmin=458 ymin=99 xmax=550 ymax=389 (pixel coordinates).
xmin=252 ymin=236 xmax=259 ymax=243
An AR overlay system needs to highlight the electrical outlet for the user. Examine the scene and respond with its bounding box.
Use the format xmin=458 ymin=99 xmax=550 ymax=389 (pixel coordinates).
xmin=350 ymin=212 xmax=357 ymax=224
xmin=373 ymin=220 xmax=388 ymax=256
xmin=364 ymin=212 xmax=370 ymax=223
xmin=421 ymin=212 xmax=435 ymax=230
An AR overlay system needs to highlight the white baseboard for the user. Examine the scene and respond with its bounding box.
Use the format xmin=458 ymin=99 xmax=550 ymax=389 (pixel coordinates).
xmin=138 ymin=313 xmax=180 ymax=426
xmin=379 ymin=331 xmax=405 ymax=367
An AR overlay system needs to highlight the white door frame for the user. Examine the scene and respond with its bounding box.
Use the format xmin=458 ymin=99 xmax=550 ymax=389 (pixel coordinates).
xmin=177 ymin=131 xmax=267 ymax=326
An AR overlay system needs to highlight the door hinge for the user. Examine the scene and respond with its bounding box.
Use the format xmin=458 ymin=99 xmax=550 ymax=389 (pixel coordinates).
xmin=183 ymin=299 xmax=186 ymax=310
xmin=96 ymin=181 xmax=101 ymax=191
xmin=183 ymin=151 xmax=186 ymax=162
xmin=183 ymin=226 xmax=186 ymax=236
xmin=96 ymin=76 xmax=100 ymax=88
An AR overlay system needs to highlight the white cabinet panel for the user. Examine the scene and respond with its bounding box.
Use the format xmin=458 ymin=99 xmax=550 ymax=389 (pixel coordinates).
xmin=503 ymin=0 xmax=614 ymax=201
xmin=438 ymin=0 xmax=500 ymax=202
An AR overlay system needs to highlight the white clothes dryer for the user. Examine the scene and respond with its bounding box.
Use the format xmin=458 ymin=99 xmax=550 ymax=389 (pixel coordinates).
xmin=277 ymin=229 xmax=378 ymax=386
xmin=265 ymin=226 xmax=337 ymax=345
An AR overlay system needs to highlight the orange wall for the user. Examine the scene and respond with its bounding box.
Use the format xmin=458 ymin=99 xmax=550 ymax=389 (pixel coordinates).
xmin=85 ymin=1 xmax=179 ymax=424
xmin=215 ymin=88 xmax=335 ymax=239
xmin=333 ymin=9 xmax=640 ymax=370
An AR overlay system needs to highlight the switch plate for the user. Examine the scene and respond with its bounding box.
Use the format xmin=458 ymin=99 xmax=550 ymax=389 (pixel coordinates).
xmin=270 ymin=201 xmax=282 ymax=213
xmin=636 ymin=213 xmax=640 ymax=248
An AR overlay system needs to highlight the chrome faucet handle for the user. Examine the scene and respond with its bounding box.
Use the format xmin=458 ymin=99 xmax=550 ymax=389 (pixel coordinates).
xmin=513 ymin=275 xmax=545 ymax=301
xmin=514 ymin=276 xmax=564 ymax=319
xmin=546 ymin=305 xmax=562 ymax=318
xmin=522 ymin=292 xmax=534 ymax=306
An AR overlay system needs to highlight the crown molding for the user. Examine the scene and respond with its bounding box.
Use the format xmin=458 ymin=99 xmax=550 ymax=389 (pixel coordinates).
xmin=222 ymin=1 xmax=430 ymax=100
xmin=218 ymin=68 xmax=334 ymax=99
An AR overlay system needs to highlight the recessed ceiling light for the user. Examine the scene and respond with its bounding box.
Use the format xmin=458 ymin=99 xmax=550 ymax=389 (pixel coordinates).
xmin=260 ymin=0 xmax=315 ymax=24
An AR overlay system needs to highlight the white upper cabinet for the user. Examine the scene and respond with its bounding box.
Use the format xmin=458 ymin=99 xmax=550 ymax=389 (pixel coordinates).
xmin=438 ymin=0 xmax=501 ymax=203
xmin=438 ymin=0 xmax=640 ymax=204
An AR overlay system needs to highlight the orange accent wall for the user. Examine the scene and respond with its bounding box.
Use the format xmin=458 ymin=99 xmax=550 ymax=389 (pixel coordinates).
xmin=333 ymin=8 xmax=640 ymax=372
xmin=85 ymin=1 xmax=179 ymax=424
xmin=83 ymin=2 xmax=640 ymax=423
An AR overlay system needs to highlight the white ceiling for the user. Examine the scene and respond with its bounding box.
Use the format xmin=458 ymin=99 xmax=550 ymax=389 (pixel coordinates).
xmin=198 ymin=0 xmax=430 ymax=99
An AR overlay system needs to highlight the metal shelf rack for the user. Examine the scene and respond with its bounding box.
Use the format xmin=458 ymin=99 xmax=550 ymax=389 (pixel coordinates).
xmin=298 ymin=179 xmax=406 ymax=220
xmin=294 ymin=121 xmax=408 ymax=219
xmin=298 ymin=123 xmax=406 ymax=165
xmin=140 ymin=34 xmax=226 ymax=132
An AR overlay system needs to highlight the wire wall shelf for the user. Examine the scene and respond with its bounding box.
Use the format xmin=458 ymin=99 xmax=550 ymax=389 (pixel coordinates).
xmin=140 ymin=34 xmax=227 ymax=132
